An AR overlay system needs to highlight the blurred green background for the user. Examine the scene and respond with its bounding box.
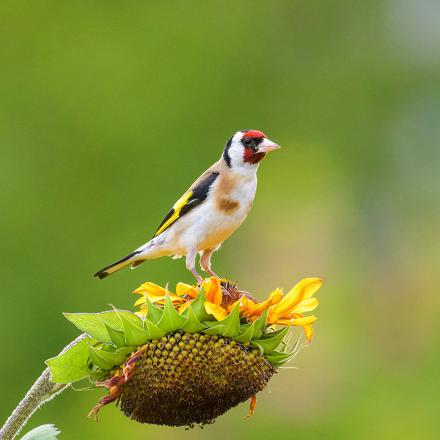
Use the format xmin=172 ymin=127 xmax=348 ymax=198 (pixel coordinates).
xmin=1 ymin=0 xmax=439 ymax=438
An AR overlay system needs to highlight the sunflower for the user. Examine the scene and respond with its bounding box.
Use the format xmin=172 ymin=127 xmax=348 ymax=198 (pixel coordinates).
xmin=46 ymin=277 xmax=322 ymax=427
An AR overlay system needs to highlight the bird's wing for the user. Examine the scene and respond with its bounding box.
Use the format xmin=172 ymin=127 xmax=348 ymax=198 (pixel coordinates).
xmin=153 ymin=170 xmax=220 ymax=237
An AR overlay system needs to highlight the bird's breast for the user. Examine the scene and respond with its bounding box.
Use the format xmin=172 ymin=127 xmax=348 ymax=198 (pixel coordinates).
xmin=213 ymin=172 xmax=257 ymax=216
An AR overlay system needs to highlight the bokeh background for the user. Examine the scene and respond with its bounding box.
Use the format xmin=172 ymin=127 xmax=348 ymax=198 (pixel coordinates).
xmin=1 ymin=1 xmax=439 ymax=439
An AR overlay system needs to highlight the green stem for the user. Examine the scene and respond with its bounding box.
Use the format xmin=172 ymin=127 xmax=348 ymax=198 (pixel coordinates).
xmin=0 ymin=334 xmax=87 ymax=440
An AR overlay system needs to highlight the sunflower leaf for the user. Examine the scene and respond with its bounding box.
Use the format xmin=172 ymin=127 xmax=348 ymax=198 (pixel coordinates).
xmin=64 ymin=310 xmax=142 ymax=344
xmin=20 ymin=424 xmax=61 ymax=440
xmin=157 ymin=295 xmax=187 ymax=334
xmin=234 ymin=322 xmax=255 ymax=343
xmin=182 ymin=305 xmax=206 ymax=333
xmin=64 ymin=313 xmax=112 ymax=343
xmin=46 ymin=337 xmax=92 ymax=384
xmin=252 ymin=327 xmax=289 ymax=354
xmin=89 ymin=345 xmax=127 ymax=370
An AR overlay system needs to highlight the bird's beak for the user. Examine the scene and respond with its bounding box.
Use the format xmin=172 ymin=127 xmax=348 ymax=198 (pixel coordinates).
xmin=258 ymin=138 xmax=281 ymax=153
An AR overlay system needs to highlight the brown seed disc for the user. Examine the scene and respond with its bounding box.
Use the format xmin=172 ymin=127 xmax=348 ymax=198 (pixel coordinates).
xmin=119 ymin=332 xmax=275 ymax=427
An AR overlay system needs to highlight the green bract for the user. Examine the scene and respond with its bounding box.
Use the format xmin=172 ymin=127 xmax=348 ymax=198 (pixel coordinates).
xmin=46 ymin=290 xmax=298 ymax=385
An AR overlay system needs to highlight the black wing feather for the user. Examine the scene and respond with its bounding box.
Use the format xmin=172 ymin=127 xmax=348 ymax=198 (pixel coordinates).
xmin=153 ymin=171 xmax=219 ymax=237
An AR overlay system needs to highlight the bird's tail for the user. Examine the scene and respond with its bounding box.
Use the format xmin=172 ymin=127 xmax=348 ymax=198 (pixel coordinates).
xmin=94 ymin=251 xmax=145 ymax=279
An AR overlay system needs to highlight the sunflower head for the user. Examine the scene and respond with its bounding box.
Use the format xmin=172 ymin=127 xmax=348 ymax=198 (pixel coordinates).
xmin=46 ymin=277 xmax=322 ymax=427
xmin=119 ymin=332 xmax=274 ymax=426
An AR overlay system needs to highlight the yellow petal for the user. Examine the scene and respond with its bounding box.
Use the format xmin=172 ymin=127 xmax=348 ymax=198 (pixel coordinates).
xmin=301 ymin=278 xmax=322 ymax=301
xmin=203 ymin=277 xmax=223 ymax=305
xmin=268 ymin=288 xmax=283 ymax=305
xmin=227 ymin=300 xmax=241 ymax=312
xmin=142 ymin=294 xmax=186 ymax=304
xmin=294 ymin=297 xmax=319 ymax=314
xmin=176 ymin=282 xmax=198 ymax=299
xmin=303 ymin=324 xmax=314 ymax=342
xmin=243 ymin=288 xmax=282 ymax=321
xmin=178 ymin=300 xmax=192 ymax=313
xmin=239 ymin=296 xmax=258 ymax=316
xmin=275 ymin=315 xmax=318 ymax=326
xmin=204 ymin=301 xmax=228 ymax=321
xmin=133 ymin=282 xmax=172 ymax=296
xmin=267 ymin=309 xmax=279 ymax=324
xmin=292 ymin=315 xmax=318 ymax=326
xmin=134 ymin=296 xmax=147 ymax=307
xmin=272 ymin=278 xmax=322 ymax=317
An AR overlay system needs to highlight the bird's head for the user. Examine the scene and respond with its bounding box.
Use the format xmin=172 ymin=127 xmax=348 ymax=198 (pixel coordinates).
xmin=223 ymin=130 xmax=280 ymax=169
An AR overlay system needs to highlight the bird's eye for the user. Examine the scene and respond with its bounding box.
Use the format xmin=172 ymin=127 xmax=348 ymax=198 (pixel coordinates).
xmin=243 ymin=138 xmax=252 ymax=147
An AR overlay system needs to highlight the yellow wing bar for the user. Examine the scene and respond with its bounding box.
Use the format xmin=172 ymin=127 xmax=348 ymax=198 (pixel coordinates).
xmin=154 ymin=190 xmax=193 ymax=236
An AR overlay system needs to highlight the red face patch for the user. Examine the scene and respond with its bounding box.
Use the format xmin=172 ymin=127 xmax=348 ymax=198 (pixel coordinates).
xmin=243 ymin=130 xmax=266 ymax=139
xmin=243 ymin=148 xmax=266 ymax=164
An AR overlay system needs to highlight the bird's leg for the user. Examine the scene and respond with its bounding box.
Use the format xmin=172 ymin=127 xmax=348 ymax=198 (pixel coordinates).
xmin=186 ymin=249 xmax=203 ymax=284
xmin=200 ymin=249 xmax=219 ymax=278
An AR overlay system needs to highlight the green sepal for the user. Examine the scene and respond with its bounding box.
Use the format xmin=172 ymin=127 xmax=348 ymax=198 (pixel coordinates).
xmin=143 ymin=297 xmax=163 ymax=324
xmin=189 ymin=288 xmax=211 ymax=322
xmin=104 ymin=324 xmax=126 ymax=348
xmin=217 ymin=303 xmax=240 ymax=337
xmin=182 ymin=305 xmax=206 ymax=333
xmin=118 ymin=312 xmax=149 ymax=346
xmin=234 ymin=322 xmax=255 ymax=343
xmin=144 ymin=318 xmax=165 ymax=340
xmin=88 ymin=370 xmax=110 ymax=382
xmin=46 ymin=337 xmax=93 ymax=384
xmin=156 ymin=295 xmax=187 ymax=334
xmin=252 ymin=327 xmax=289 ymax=354
xmin=202 ymin=324 xmax=225 ymax=336
xmin=89 ymin=345 xmax=127 ymax=370
xmin=252 ymin=308 xmax=269 ymax=339
xmin=116 ymin=346 xmax=137 ymax=356
xmin=265 ymin=350 xmax=297 ymax=367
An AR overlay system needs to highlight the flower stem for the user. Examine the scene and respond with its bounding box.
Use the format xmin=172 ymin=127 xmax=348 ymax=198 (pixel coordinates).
xmin=0 ymin=334 xmax=87 ymax=440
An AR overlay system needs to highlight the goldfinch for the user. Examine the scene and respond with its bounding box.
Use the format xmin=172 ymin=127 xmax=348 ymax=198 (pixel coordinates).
xmin=94 ymin=129 xmax=280 ymax=283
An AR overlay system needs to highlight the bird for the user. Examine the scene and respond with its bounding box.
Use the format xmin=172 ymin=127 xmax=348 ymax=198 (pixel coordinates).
xmin=94 ymin=129 xmax=280 ymax=283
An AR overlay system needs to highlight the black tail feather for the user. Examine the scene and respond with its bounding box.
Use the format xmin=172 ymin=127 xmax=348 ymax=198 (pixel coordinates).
xmin=94 ymin=251 xmax=140 ymax=279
